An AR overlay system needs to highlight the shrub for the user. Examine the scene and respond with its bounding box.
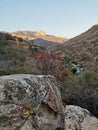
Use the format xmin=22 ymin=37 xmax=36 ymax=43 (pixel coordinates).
xmin=62 ymin=71 xmax=98 ymax=118
xmin=18 ymin=38 xmax=23 ymax=42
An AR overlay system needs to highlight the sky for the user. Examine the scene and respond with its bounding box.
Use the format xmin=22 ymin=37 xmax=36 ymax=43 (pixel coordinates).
xmin=0 ymin=0 xmax=98 ymax=38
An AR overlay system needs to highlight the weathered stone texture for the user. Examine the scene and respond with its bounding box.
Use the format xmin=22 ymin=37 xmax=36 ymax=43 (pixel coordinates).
xmin=65 ymin=105 xmax=98 ymax=130
xmin=0 ymin=74 xmax=65 ymax=130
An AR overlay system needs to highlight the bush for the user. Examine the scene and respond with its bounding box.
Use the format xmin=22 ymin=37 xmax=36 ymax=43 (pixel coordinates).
xmin=18 ymin=38 xmax=23 ymax=42
xmin=62 ymin=71 xmax=98 ymax=118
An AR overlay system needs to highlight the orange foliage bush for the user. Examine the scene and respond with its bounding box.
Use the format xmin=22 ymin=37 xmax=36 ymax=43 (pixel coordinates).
xmin=31 ymin=52 xmax=68 ymax=82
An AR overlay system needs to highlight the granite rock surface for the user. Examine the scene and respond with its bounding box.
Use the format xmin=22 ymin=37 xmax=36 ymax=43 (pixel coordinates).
xmin=0 ymin=74 xmax=66 ymax=130
xmin=65 ymin=105 xmax=98 ymax=130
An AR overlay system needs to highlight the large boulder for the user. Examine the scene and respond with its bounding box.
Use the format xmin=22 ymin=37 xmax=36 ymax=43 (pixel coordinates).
xmin=65 ymin=105 xmax=98 ymax=130
xmin=0 ymin=74 xmax=66 ymax=130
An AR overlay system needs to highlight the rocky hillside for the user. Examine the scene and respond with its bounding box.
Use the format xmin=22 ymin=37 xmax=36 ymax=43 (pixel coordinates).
xmin=11 ymin=31 xmax=67 ymax=43
xmin=31 ymin=38 xmax=63 ymax=52
xmin=0 ymin=32 xmax=33 ymax=75
xmin=61 ymin=24 xmax=98 ymax=72
xmin=10 ymin=31 xmax=67 ymax=53
xmin=0 ymin=32 xmax=69 ymax=83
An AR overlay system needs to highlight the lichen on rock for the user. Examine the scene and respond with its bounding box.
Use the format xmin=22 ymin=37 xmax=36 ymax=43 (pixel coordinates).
xmin=65 ymin=105 xmax=98 ymax=130
xmin=0 ymin=74 xmax=66 ymax=130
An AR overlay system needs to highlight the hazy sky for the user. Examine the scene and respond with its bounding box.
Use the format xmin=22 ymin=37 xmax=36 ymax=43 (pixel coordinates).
xmin=0 ymin=0 xmax=98 ymax=38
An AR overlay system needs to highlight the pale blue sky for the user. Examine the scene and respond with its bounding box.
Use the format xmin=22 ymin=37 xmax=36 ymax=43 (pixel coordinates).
xmin=0 ymin=0 xmax=98 ymax=38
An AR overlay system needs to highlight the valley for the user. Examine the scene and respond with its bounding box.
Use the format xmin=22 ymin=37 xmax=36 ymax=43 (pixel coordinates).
xmin=0 ymin=24 xmax=98 ymax=129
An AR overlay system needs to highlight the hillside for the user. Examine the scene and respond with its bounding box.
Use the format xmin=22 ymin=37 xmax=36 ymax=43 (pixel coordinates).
xmin=0 ymin=32 xmax=68 ymax=82
xmin=1 ymin=28 xmax=98 ymax=120
xmin=10 ymin=31 xmax=68 ymax=53
xmin=62 ymin=24 xmax=98 ymax=72
xmin=0 ymin=32 xmax=32 ymax=75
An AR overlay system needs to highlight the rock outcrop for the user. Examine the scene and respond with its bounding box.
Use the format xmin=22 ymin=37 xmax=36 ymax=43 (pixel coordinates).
xmin=0 ymin=74 xmax=66 ymax=130
xmin=65 ymin=105 xmax=98 ymax=130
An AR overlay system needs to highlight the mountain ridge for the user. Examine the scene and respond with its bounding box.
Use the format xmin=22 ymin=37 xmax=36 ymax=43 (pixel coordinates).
xmin=64 ymin=24 xmax=98 ymax=46
xmin=10 ymin=30 xmax=67 ymax=43
xmin=61 ymin=25 xmax=98 ymax=71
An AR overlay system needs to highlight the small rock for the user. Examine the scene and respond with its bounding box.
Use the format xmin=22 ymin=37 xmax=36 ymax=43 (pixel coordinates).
xmin=65 ymin=105 xmax=98 ymax=130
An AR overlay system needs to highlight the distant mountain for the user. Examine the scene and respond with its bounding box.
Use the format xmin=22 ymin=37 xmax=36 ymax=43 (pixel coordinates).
xmin=10 ymin=31 xmax=67 ymax=43
xmin=10 ymin=31 xmax=68 ymax=53
xmin=62 ymin=24 xmax=98 ymax=71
